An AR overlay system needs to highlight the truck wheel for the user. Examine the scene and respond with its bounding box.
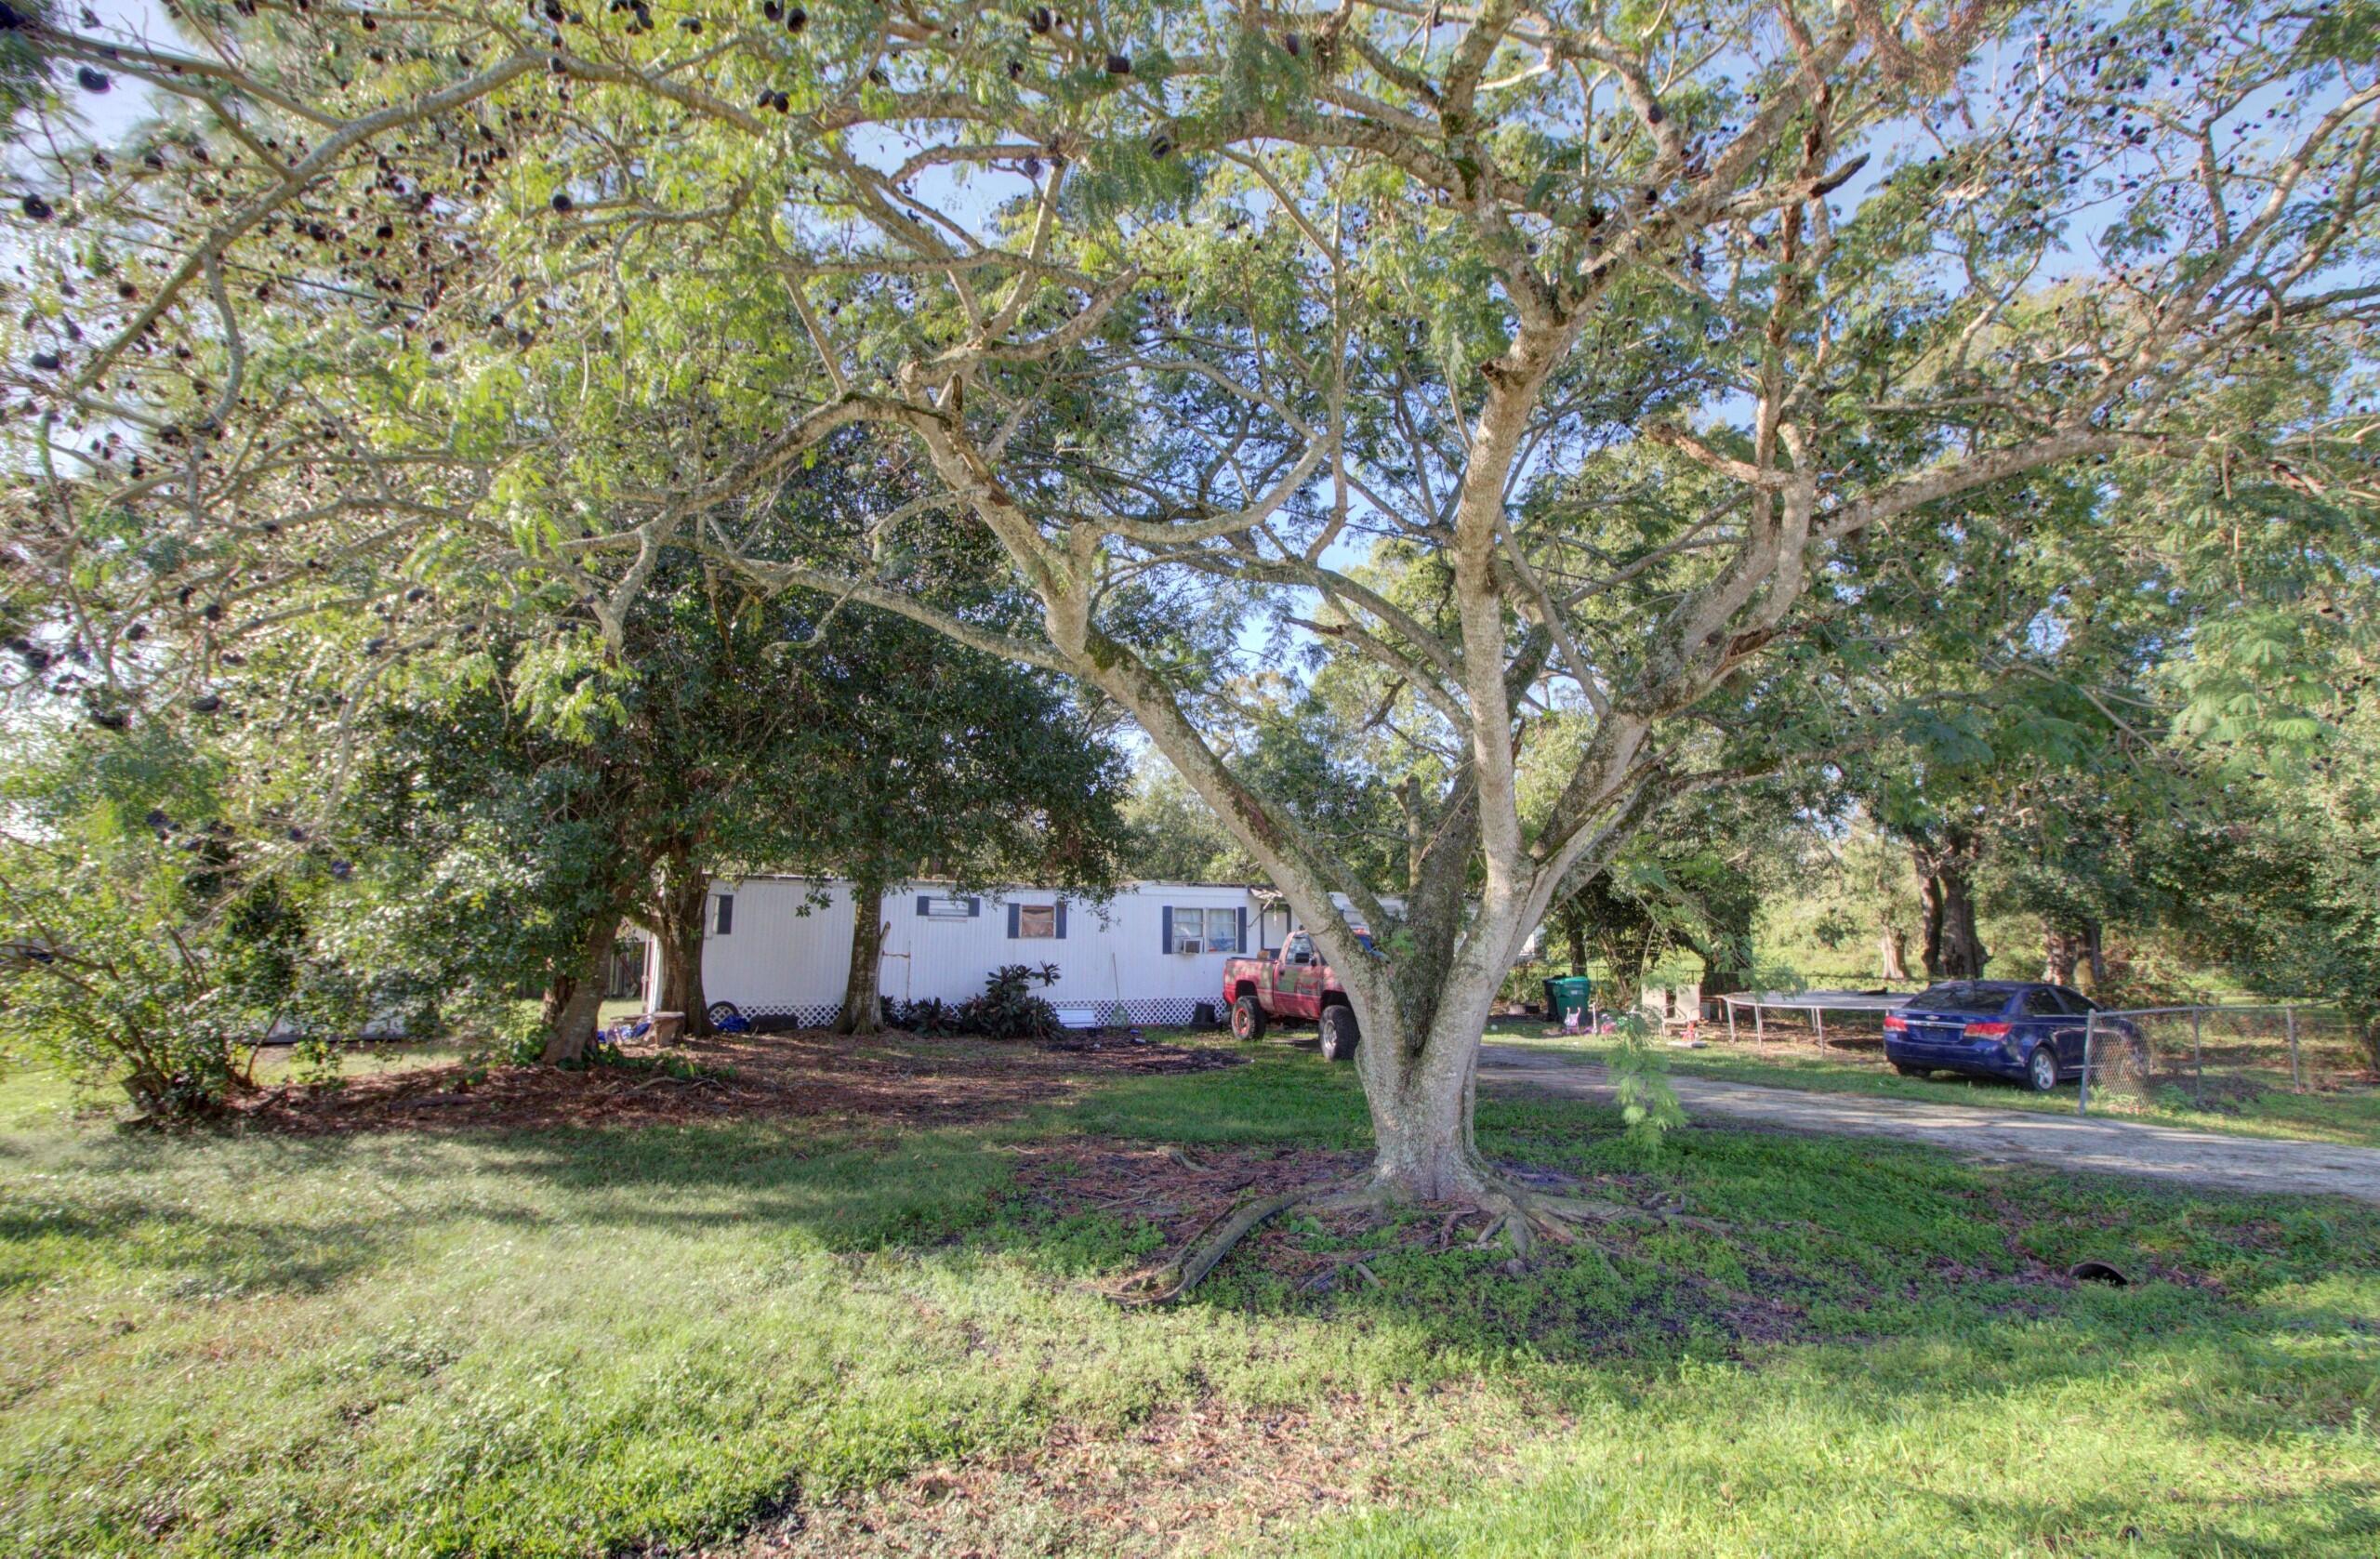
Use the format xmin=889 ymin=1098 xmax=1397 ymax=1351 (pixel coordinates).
xmin=1230 ymin=994 xmax=1267 ymax=1043
xmin=1318 ymin=1004 xmax=1359 ymax=1062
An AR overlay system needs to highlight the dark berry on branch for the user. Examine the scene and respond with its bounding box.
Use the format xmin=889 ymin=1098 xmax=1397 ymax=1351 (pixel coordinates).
xmin=20 ymin=192 xmax=52 ymax=220
xmin=78 ymin=66 xmax=112 ymax=92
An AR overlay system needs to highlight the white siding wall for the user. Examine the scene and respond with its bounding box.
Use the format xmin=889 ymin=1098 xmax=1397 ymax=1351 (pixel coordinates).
xmin=661 ymin=879 xmax=1266 ymax=1026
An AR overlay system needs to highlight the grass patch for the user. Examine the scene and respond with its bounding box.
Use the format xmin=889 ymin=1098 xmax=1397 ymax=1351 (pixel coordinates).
xmin=2 ymin=1040 xmax=2374 ymax=1556
xmin=1490 ymin=1023 xmax=2380 ymax=1149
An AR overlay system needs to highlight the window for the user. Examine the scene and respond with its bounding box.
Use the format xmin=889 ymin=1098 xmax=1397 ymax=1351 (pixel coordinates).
xmin=1006 ymin=901 xmax=1066 ymax=939
xmin=2020 ymin=988 xmax=2064 ymax=1017
xmin=1912 ymin=983 xmax=2010 ymax=1014
xmin=1285 ymin=931 xmax=1316 ymax=966
xmin=1168 ymin=907 xmax=1239 ymax=955
xmin=712 ymin=893 xmax=734 ymax=936
xmin=917 ymin=895 xmax=978 ymax=919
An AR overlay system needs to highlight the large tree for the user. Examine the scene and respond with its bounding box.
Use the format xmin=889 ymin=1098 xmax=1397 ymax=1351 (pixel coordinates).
xmin=5 ymin=2 xmax=2374 ymax=1233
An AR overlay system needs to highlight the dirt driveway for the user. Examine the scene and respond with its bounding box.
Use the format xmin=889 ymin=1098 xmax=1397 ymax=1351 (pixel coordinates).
xmin=1478 ymin=1044 xmax=2380 ymax=1205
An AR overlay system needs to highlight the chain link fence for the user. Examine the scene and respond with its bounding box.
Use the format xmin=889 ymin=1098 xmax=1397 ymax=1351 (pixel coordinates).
xmin=2079 ymin=1005 xmax=2360 ymax=1116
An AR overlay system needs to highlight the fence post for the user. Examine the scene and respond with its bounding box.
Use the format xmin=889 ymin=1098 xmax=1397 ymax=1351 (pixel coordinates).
xmin=1753 ymin=1000 xmax=1764 ymax=1049
xmin=2191 ymin=1007 xmax=2204 ymax=1103
xmin=1814 ymin=1004 xmax=1826 ymax=1052
xmin=2078 ymin=1014 xmax=2093 ymax=1116
xmin=2286 ymin=1005 xmax=2302 ymax=1090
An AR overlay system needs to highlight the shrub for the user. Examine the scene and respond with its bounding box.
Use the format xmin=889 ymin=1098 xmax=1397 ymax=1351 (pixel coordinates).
xmin=0 ymin=732 xmax=364 ymax=1118
xmin=955 ymin=962 xmax=1064 ymax=1041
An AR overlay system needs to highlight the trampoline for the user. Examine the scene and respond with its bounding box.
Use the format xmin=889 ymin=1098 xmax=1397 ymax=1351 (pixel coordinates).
xmin=1714 ymin=989 xmax=1913 ymax=1050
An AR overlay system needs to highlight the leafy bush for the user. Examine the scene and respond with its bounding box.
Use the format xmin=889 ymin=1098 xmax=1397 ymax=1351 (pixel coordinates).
xmin=0 ymin=729 xmax=362 ymax=1117
xmin=888 ymin=995 xmax=963 ymax=1037
xmin=1604 ymin=1014 xmax=1686 ymax=1149
xmin=954 ymin=962 xmax=1064 ymax=1041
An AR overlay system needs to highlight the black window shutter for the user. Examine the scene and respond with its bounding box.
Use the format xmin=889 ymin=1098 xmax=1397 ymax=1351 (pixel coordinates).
xmin=1236 ymin=906 xmax=1247 ymax=952
xmin=715 ymin=894 xmax=734 ymax=936
xmin=966 ymin=897 xmax=981 ymax=917
xmin=1054 ymin=901 xmax=1068 ymax=940
xmin=1007 ymin=902 xmax=1020 ymax=938
xmin=916 ymin=893 xmax=933 ymax=917
xmin=1160 ymin=905 xmax=1173 ymax=953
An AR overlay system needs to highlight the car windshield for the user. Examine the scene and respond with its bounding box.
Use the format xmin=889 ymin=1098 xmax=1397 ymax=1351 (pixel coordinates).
xmin=1911 ymin=983 xmax=2014 ymax=1015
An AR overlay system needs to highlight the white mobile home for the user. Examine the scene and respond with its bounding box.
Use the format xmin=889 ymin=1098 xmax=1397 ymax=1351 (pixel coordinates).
xmin=644 ymin=878 xmax=1314 ymax=1029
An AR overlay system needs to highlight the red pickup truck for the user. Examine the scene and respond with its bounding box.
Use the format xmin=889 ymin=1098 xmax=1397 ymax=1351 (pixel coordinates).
xmin=1223 ymin=929 xmax=1364 ymax=1061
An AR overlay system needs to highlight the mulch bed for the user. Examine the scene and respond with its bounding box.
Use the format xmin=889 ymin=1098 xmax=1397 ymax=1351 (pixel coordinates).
xmin=225 ymin=1029 xmax=1247 ymax=1137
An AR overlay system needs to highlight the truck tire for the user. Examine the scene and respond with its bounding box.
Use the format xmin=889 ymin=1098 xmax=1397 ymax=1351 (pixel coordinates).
xmin=1318 ymin=1004 xmax=1359 ymax=1062
xmin=1230 ymin=994 xmax=1268 ymax=1043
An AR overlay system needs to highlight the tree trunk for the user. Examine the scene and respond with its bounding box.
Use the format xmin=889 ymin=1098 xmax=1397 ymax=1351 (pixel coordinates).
xmin=1361 ymin=1004 xmax=1485 ymax=1199
xmin=2043 ymin=919 xmax=2087 ymax=986
xmin=1351 ymin=965 xmax=1505 ymax=1201
xmin=1689 ymin=903 xmax=1755 ymax=999
xmin=834 ymin=880 xmax=887 ymax=1036
xmin=1913 ymin=834 xmax=1988 ymax=979
xmin=540 ymin=915 xmax=616 ymax=1064
xmin=652 ymin=853 xmax=712 ymax=1037
xmin=1879 ymin=925 xmax=1911 ymax=982
xmin=1566 ymin=920 xmax=1587 ymax=977
xmin=2082 ymin=919 xmax=2107 ymax=989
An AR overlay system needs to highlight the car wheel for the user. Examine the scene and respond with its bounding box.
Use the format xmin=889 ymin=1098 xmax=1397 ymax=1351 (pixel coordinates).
xmin=1892 ymin=1062 xmax=1930 ymax=1077
xmin=2025 ymin=1043 xmax=2059 ymax=1092
xmin=1230 ymin=994 xmax=1267 ymax=1043
xmin=1318 ymin=1004 xmax=1359 ymax=1062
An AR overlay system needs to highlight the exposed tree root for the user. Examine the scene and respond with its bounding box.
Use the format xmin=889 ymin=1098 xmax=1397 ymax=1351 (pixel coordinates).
xmin=1109 ymin=1158 xmax=1727 ymax=1307
xmin=1112 ymin=1180 xmax=1363 ymax=1306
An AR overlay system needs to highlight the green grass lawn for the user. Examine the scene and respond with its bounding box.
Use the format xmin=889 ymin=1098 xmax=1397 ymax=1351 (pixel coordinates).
xmin=3 ymin=1041 xmax=2375 ymax=1556
xmin=1488 ymin=1022 xmax=2380 ymax=1150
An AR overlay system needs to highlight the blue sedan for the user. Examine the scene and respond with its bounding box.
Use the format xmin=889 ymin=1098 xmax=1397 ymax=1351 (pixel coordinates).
xmin=1883 ymin=981 xmax=2109 ymax=1092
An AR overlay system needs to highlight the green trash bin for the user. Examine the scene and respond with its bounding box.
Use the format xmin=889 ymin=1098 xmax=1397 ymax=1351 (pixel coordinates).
xmin=1542 ymin=975 xmax=1593 ymax=1026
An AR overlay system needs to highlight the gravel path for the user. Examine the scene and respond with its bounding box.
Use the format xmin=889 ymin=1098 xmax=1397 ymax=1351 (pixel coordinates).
xmin=1477 ymin=1044 xmax=2380 ymax=1204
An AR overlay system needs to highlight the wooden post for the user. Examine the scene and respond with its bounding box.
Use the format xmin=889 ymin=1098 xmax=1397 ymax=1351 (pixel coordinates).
xmin=1753 ymin=999 xmax=1765 ymax=1049
xmin=2191 ymin=1007 xmax=2204 ymax=1103
xmin=1813 ymin=1004 xmax=1826 ymax=1052
xmin=2286 ymin=1005 xmax=2302 ymax=1090
xmin=1726 ymin=997 xmax=1738 ymax=1044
